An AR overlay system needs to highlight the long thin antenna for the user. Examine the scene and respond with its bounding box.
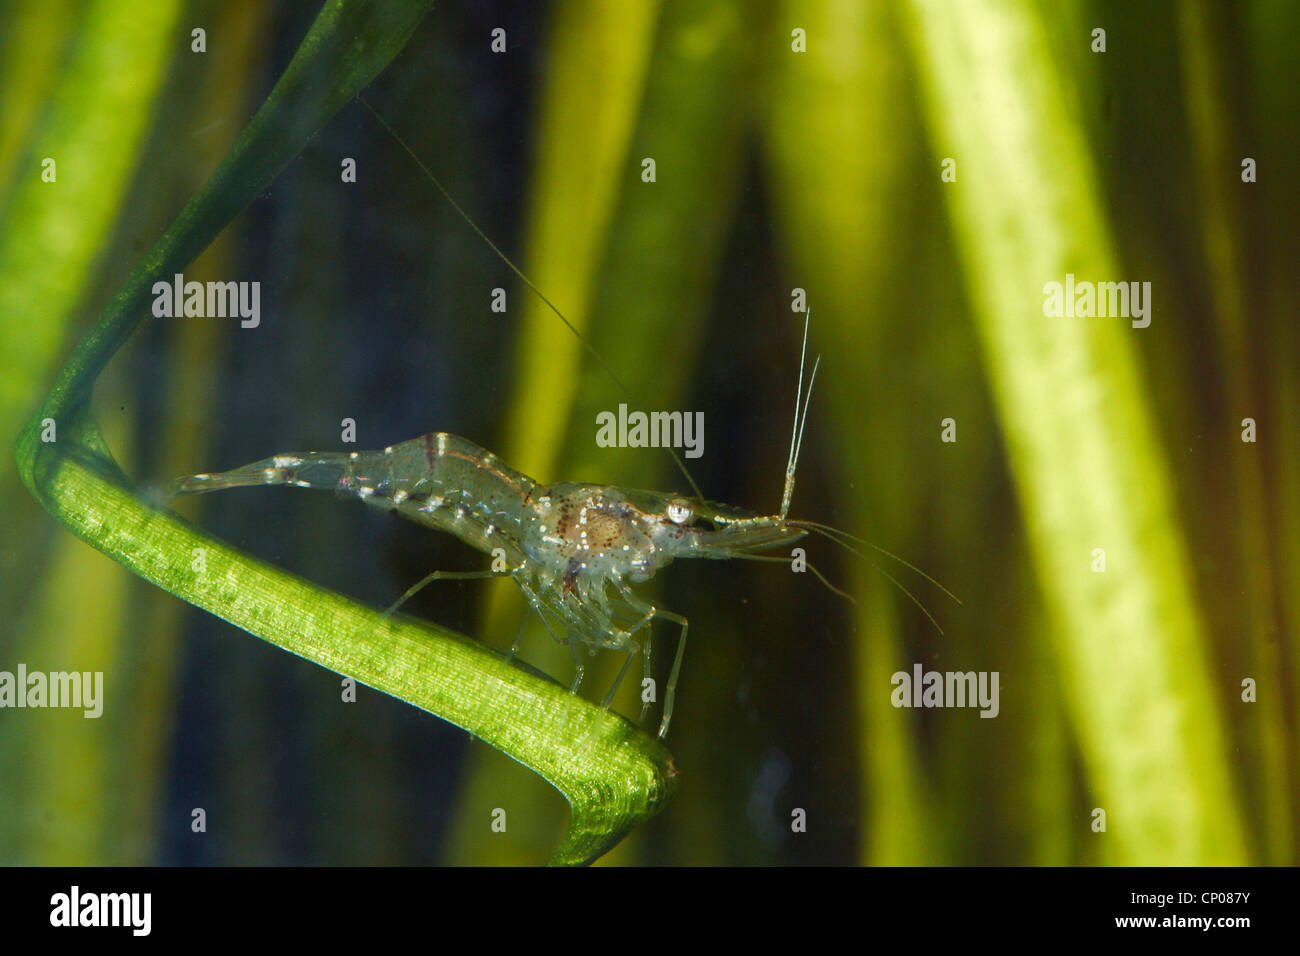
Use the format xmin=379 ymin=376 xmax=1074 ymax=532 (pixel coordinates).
xmin=789 ymin=519 xmax=962 ymax=606
xmin=783 ymin=312 xmax=809 ymax=497
xmin=358 ymin=95 xmax=705 ymax=501
xmin=867 ymin=559 xmax=946 ymax=635
xmin=780 ymin=310 xmax=820 ymax=520
xmin=792 ymin=358 xmax=820 ymax=491
xmin=731 ymin=552 xmax=856 ymax=604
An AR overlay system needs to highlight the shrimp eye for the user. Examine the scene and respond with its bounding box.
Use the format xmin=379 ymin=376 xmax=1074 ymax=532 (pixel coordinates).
xmin=665 ymin=500 xmax=694 ymax=525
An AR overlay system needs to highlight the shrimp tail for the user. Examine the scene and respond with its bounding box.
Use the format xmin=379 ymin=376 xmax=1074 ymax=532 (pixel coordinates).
xmin=171 ymin=453 xmax=345 ymax=496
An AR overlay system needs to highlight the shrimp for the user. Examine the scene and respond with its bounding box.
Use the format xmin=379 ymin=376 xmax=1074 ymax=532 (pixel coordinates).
xmin=174 ymin=104 xmax=960 ymax=738
xmin=172 ymin=317 xmax=840 ymax=738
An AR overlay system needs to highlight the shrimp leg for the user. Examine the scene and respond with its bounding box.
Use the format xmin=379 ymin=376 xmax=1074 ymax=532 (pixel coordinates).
xmin=513 ymin=575 xmax=594 ymax=694
xmin=505 ymin=609 xmax=532 ymax=663
xmin=567 ymin=636 xmax=585 ymax=693
xmin=633 ymin=614 xmax=655 ymax=725
xmin=610 ymin=601 xmax=657 ymax=722
xmin=656 ymin=610 xmax=688 ymax=739
xmin=512 ymin=576 xmax=564 ymax=648
xmin=613 ymin=583 xmax=686 ymax=734
xmin=617 ymin=579 xmax=689 ymax=739
xmin=384 ymin=568 xmax=509 ymax=616
xmin=640 ymin=634 xmax=654 ymax=726
xmin=601 ymin=639 xmax=641 ymax=709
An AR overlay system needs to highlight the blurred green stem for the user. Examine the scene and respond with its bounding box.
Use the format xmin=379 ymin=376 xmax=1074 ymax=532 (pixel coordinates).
xmin=1178 ymin=0 xmax=1290 ymax=861
xmin=14 ymin=0 xmax=675 ymax=867
xmin=904 ymin=0 xmax=1246 ymax=863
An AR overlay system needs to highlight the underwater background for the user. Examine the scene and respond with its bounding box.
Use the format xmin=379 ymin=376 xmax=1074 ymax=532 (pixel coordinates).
xmin=0 ymin=0 xmax=1296 ymax=865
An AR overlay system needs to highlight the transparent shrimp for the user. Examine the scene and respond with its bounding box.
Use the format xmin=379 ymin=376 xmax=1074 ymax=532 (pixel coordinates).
xmin=173 ymin=105 xmax=961 ymax=738
xmin=173 ymin=315 xmax=895 ymax=738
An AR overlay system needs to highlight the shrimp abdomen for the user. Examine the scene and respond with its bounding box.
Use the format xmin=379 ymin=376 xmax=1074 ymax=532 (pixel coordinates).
xmin=170 ymin=454 xmax=344 ymax=494
xmin=172 ymin=432 xmax=539 ymax=560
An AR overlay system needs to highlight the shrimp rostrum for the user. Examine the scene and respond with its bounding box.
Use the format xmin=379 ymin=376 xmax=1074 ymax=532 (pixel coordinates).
xmin=172 ymin=318 xmax=930 ymax=738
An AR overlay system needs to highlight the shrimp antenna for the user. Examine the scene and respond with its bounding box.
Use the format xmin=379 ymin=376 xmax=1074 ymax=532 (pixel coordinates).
xmin=784 ymin=524 xmax=949 ymax=634
xmin=358 ymin=95 xmax=706 ymax=502
xmin=780 ymin=310 xmax=820 ymax=520
xmin=731 ymin=552 xmax=856 ymax=604
xmin=788 ymin=519 xmax=962 ymax=606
